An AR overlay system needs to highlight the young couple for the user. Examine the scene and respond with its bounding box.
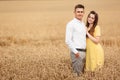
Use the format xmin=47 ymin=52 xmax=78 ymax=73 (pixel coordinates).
xmin=65 ymin=4 xmax=104 ymax=76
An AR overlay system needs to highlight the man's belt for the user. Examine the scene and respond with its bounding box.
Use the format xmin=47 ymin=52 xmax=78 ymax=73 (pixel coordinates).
xmin=76 ymin=48 xmax=86 ymax=52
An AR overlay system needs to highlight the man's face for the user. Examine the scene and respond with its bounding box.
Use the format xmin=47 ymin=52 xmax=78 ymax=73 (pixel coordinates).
xmin=74 ymin=8 xmax=84 ymax=21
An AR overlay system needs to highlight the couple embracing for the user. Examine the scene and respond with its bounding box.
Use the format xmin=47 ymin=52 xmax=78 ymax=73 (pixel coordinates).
xmin=65 ymin=4 xmax=104 ymax=76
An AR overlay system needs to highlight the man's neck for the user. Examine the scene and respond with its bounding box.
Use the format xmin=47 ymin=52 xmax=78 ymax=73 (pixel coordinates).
xmin=75 ymin=17 xmax=82 ymax=22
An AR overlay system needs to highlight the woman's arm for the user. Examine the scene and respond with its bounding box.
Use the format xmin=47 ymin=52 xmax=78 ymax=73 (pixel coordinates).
xmin=87 ymin=31 xmax=100 ymax=44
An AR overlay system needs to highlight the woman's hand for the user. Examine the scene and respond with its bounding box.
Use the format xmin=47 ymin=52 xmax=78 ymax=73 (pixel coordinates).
xmin=86 ymin=27 xmax=89 ymax=35
xmin=85 ymin=27 xmax=87 ymax=32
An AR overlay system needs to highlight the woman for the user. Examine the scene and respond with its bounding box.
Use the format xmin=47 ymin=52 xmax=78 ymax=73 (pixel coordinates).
xmin=85 ymin=11 xmax=104 ymax=71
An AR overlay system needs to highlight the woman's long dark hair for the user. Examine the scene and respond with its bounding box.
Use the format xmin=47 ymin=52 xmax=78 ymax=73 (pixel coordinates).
xmin=86 ymin=11 xmax=98 ymax=36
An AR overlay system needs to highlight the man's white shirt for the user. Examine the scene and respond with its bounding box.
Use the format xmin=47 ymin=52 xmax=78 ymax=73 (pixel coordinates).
xmin=65 ymin=18 xmax=86 ymax=54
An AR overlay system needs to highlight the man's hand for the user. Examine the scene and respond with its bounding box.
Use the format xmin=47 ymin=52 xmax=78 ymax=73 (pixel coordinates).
xmin=75 ymin=53 xmax=80 ymax=58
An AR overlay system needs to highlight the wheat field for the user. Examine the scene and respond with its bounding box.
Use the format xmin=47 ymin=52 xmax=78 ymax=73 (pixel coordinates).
xmin=0 ymin=0 xmax=120 ymax=80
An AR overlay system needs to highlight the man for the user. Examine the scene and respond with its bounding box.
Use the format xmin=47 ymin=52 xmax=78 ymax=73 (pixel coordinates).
xmin=65 ymin=4 xmax=86 ymax=76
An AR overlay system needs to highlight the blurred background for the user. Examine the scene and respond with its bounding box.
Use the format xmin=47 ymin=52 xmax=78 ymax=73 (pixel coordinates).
xmin=0 ymin=0 xmax=120 ymax=80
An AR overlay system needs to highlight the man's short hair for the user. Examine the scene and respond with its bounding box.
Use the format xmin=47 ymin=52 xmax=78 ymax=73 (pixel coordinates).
xmin=74 ymin=4 xmax=84 ymax=11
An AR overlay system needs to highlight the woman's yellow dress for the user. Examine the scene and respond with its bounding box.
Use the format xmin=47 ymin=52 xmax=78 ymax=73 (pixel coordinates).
xmin=85 ymin=26 xmax=104 ymax=71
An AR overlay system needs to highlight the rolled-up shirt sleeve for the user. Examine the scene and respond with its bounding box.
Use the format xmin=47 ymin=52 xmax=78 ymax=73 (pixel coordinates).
xmin=65 ymin=23 xmax=78 ymax=54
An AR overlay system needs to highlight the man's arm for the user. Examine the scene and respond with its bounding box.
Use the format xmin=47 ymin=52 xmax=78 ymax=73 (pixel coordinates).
xmin=65 ymin=23 xmax=79 ymax=55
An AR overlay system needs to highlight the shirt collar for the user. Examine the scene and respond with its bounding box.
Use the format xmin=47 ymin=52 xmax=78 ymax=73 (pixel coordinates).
xmin=74 ymin=18 xmax=82 ymax=23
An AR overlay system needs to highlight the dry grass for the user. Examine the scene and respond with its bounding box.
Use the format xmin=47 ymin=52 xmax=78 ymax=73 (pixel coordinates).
xmin=0 ymin=0 xmax=120 ymax=80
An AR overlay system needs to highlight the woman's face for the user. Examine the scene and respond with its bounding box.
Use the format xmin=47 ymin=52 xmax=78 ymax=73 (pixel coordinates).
xmin=87 ymin=13 xmax=95 ymax=24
